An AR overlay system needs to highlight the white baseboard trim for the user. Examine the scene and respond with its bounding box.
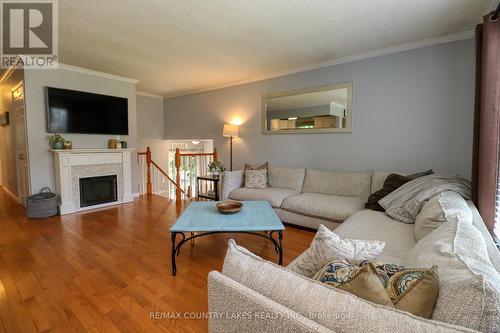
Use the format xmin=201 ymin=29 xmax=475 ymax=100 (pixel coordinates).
xmin=1 ymin=185 xmax=19 ymax=203
xmin=133 ymin=192 xmax=140 ymax=198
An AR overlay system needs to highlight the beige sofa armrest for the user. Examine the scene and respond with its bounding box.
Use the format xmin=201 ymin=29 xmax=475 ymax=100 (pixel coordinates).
xmin=220 ymin=170 xmax=244 ymax=200
xmin=208 ymin=271 xmax=333 ymax=333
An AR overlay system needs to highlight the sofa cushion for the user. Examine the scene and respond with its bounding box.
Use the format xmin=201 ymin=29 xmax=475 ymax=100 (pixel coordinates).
xmin=405 ymin=218 xmax=500 ymax=332
xmin=414 ymin=191 xmax=472 ymax=241
xmin=228 ymin=187 xmax=298 ymax=208
xmin=334 ymin=210 xmax=416 ymax=264
xmin=282 ymin=192 xmax=365 ymax=222
xmin=221 ymin=240 xmax=473 ymax=333
xmin=274 ymin=208 xmax=341 ymax=230
xmin=268 ymin=166 xmax=305 ymax=192
xmin=287 ymin=224 xmax=385 ymax=278
xmin=302 ymin=169 xmax=372 ymax=199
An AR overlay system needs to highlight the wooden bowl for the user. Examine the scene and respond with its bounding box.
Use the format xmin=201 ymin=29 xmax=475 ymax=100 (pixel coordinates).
xmin=216 ymin=200 xmax=243 ymax=214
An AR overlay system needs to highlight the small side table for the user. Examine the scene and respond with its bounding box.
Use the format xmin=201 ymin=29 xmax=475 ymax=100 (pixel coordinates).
xmin=196 ymin=175 xmax=220 ymax=201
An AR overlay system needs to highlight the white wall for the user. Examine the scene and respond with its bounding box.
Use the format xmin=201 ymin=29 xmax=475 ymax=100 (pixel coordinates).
xmin=24 ymin=67 xmax=138 ymax=194
xmin=164 ymin=39 xmax=475 ymax=177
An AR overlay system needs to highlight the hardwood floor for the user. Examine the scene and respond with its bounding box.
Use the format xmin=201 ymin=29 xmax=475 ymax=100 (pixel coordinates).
xmin=0 ymin=191 xmax=315 ymax=332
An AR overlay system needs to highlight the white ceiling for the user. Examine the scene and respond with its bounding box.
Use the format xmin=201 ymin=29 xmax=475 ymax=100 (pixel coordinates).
xmin=59 ymin=0 xmax=493 ymax=97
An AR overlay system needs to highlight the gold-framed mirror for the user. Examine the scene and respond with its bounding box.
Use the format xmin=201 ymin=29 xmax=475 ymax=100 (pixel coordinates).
xmin=262 ymin=82 xmax=353 ymax=134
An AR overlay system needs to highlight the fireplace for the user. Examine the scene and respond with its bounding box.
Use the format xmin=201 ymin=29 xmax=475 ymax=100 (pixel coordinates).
xmin=79 ymin=175 xmax=118 ymax=208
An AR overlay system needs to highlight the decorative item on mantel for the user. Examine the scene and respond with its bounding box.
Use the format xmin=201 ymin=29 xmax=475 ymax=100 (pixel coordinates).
xmin=48 ymin=134 xmax=65 ymax=149
xmin=208 ymin=161 xmax=226 ymax=177
xmin=63 ymin=141 xmax=72 ymax=149
xmin=108 ymin=139 xmax=117 ymax=149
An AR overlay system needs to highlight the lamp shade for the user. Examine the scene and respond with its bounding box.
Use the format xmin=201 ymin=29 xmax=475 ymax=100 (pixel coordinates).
xmin=223 ymin=124 xmax=239 ymax=137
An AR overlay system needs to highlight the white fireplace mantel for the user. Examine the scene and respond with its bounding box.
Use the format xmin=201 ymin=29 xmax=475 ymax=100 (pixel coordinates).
xmin=51 ymin=148 xmax=135 ymax=215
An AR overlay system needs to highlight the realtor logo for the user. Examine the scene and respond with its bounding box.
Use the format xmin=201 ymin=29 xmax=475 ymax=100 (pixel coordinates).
xmin=0 ymin=0 xmax=58 ymax=68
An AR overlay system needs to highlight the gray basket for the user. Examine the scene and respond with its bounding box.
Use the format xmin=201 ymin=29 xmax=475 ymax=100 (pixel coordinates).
xmin=27 ymin=187 xmax=58 ymax=218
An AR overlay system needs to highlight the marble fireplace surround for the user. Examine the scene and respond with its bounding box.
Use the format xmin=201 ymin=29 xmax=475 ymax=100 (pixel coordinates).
xmin=51 ymin=149 xmax=135 ymax=215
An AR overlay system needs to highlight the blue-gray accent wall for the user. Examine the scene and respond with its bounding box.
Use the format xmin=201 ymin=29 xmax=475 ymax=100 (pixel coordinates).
xmin=164 ymin=39 xmax=475 ymax=177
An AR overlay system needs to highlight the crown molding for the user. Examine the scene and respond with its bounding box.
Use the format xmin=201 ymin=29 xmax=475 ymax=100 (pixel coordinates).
xmin=164 ymin=29 xmax=475 ymax=99
xmin=58 ymin=63 xmax=139 ymax=84
xmin=136 ymin=91 xmax=164 ymax=99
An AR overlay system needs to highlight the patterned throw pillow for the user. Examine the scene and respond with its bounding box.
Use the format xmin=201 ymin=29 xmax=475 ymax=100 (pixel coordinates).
xmin=314 ymin=259 xmax=439 ymax=319
xmin=287 ymin=224 xmax=385 ymax=278
xmin=313 ymin=259 xmax=394 ymax=307
xmin=372 ymin=263 xmax=439 ymax=319
xmin=244 ymin=169 xmax=267 ymax=189
xmin=244 ymin=162 xmax=269 ymax=186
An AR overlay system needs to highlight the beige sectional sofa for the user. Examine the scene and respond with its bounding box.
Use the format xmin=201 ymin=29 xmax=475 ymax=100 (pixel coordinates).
xmin=208 ymin=193 xmax=500 ymax=333
xmin=222 ymin=166 xmax=394 ymax=230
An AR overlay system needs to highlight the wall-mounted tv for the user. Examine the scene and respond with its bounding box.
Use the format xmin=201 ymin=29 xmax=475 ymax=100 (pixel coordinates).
xmin=47 ymin=87 xmax=129 ymax=135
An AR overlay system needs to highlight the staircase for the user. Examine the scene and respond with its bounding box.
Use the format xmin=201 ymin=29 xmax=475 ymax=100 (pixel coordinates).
xmin=137 ymin=146 xmax=217 ymax=203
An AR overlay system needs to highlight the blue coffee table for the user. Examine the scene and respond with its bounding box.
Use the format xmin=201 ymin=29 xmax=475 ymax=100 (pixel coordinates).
xmin=170 ymin=201 xmax=285 ymax=275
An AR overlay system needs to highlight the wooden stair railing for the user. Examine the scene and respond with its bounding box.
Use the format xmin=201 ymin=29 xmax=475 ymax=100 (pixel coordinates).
xmin=137 ymin=147 xmax=189 ymax=200
xmin=175 ymin=148 xmax=217 ymax=204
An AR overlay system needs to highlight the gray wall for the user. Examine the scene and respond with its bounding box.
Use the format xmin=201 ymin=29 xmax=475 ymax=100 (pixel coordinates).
xmin=24 ymin=68 xmax=138 ymax=194
xmin=164 ymin=39 xmax=475 ymax=177
xmin=137 ymin=94 xmax=164 ymax=140
xmin=0 ymin=68 xmax=24 ymax=196
xmin=136 ymin=94 xmax=169 ymax=171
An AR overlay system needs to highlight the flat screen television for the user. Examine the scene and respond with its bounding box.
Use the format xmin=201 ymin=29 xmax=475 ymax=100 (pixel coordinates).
xmin=46 ymin=87 xmax=129 ymax=135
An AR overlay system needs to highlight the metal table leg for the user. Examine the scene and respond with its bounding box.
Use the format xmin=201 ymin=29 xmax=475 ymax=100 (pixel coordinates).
xmin=170 ymin=230 xmax=284 ymax=276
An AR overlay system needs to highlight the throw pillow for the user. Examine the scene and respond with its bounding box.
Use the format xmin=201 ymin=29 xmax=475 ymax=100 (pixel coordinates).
xmin=287 ymin=224 xmax=385 ymax=278
xmin=373 ymin=263 xmax=439 ymax=319
xmin=365 ymin=173 xmax=410 ymax=211
xmin=314 ymin=259 xmax=394 ymax=307
xmin=244 ymin=169 xmax=267 ymax=189
xmin=244 ymin=162 xmax=269 ymax=186
xmin=245 ymin=162 xmax=268 ymax=171
xmin=314 ymin=259 xmax=439 ymax=318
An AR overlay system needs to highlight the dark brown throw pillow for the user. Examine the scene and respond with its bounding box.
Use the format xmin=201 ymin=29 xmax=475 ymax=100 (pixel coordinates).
xmin=365 ymin=173 xmax=410 ymax=211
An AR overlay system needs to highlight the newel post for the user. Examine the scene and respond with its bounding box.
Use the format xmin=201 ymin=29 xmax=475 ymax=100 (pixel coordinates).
xmin=146 ymin=147 xmax=152 ymax=195
xmin=175 ymin=148 xmax=181 ymax=204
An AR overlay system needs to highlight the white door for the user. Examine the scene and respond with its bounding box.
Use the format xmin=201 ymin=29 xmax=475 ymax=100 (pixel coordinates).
xmin=13 ymin=83 xmax=30 ymax=206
